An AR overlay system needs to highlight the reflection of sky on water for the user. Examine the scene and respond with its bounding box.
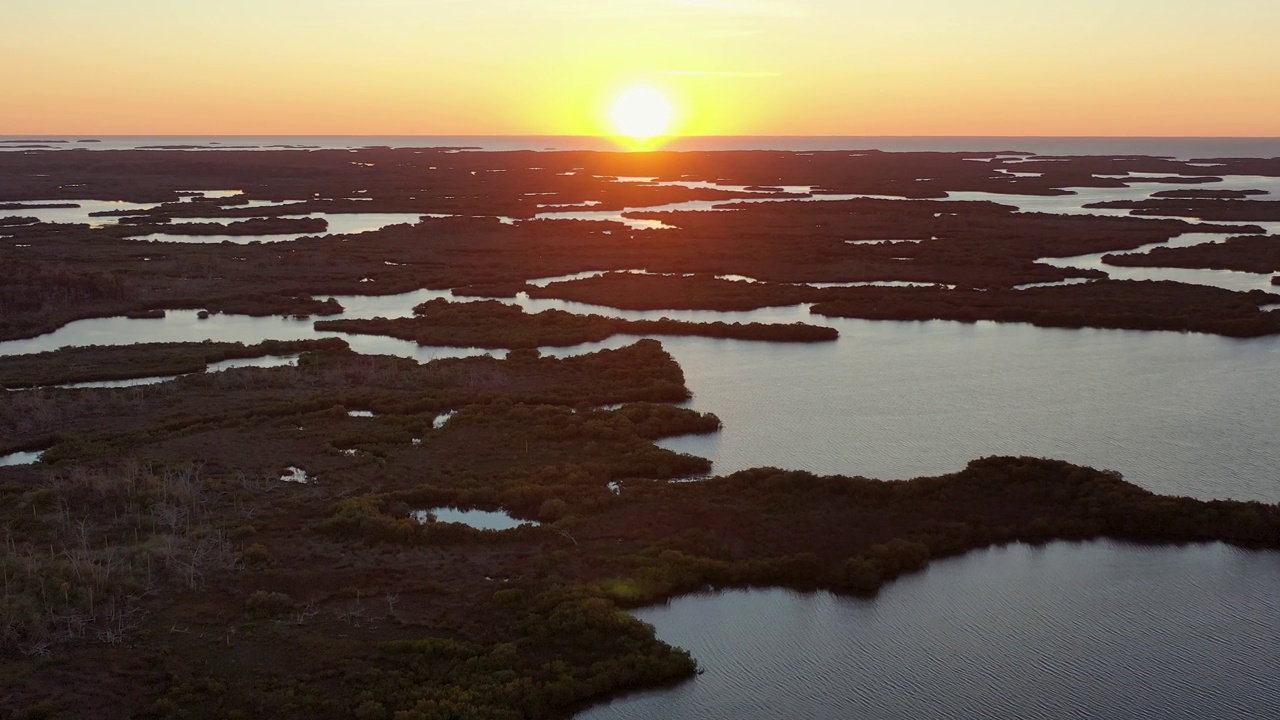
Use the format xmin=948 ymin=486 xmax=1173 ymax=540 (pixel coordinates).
xmin=412 ymin=507 xmax=537 ymax=530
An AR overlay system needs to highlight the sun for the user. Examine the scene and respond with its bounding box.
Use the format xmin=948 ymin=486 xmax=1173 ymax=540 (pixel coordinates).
xmin=609 ymin=87 xmax=675 ymax=143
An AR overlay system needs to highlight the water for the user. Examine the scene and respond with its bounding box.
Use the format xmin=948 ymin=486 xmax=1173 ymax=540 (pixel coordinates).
xmin=280 ymin=467 xmax=311 ymax=484
xmin=1 ymin=199 xmax=159 ymax=227
xmin=206 ymin=354 xmax=301 ymax=373
xmin=1012 ymin=278 xmax=1098 ymax=291
xmin=0 ymin=310 xmax=503 ymax=364
xmin=128 ymin=212 xmax=434 ymax=244
xmin=3 ymin=288 xmax=1278 ymax=503
xmin=714 ymin=273 xmax=953 ymax=289
xmin=412 ymin=507 xmax=538 ymax=531
xmin=529 ymin=174 xmax=1280 ymax=293
xmin=0 ymin=193 xmax=446 ymax=243
xmin=578 ymin=541 xmax=1280 ymax=720
xmin=13 ymin=166 xmax=1273 ymax=299
xmin=652 ymin=320 xmax=1280 ymax=503
xmin=946 ymin=173 xmax=1280 ymax=218
xmin=0 ymin=450 xmax=44 ymax=466
xmin=5 ymin=170 xmax=1280 ymax=503
xmin=534 ymin=189 xmax=906 ymax=231
xmin=47 ymin=375 xmax=175 ymax=390
xmin=6 ymin=136 xmax=1280 ymax=158
xmin=8 ymin=353 xmax=302 ymax=391
xmin=1043 ymin=245 xmax=1276 ymax=292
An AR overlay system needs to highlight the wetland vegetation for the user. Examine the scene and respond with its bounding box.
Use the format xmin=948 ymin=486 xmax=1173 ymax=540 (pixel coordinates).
xmin=315 ymin=298 xmax=837 ymax=348
xmin=3 ymin=146 xmax=1280 ymax=718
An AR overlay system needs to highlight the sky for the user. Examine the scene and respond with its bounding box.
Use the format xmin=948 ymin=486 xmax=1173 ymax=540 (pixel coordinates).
xmin=2 ymin=0 xmax=1279 ymax=137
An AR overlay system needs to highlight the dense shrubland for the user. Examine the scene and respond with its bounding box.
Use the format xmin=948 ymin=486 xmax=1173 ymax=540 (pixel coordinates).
xmin=1101 ymin=234 xmax=1280 ymax=274
xmin=811 ymin=280 xmax=1280 ymax=337
xmin=125 ymin=217 xmax=329 ymax=236
xmin=1084 ymin=198 xmax=1280 ymax=221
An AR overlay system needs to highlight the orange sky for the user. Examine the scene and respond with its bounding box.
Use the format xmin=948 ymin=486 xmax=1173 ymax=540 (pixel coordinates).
xmin=3 ymin=0 xmax=1278 ymax=136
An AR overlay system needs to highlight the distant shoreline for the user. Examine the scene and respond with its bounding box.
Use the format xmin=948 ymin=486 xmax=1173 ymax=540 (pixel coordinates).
xmin=3 ymin=135 xmax=1280 ymax=158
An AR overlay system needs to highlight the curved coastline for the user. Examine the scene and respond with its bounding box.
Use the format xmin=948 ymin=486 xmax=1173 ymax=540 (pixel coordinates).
xmin=577 ymin=540 xmax=1280 ymax=720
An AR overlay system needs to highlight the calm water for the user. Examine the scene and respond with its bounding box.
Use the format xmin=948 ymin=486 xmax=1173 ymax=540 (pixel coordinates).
xmin=0 ymin=450 xmax=43 ymax=466
xmin=6 ymin=135 xmax=1280 ymax=158
xmin=653 ymin=320 xmax=1280 ymax=503
xmin=578 ymin=541 xmax=1280 ymax=720
xmin=412 ymin=507 xmax=538 ymax=531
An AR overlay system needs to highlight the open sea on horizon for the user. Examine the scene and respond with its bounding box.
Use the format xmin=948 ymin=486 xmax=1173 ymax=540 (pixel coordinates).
xmin=2 ymin=135 xmax=1280 ymax=159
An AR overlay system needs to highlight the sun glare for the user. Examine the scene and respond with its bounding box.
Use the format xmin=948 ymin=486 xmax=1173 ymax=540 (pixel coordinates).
xmin=609 ymin=87 xmax=675 ymax=145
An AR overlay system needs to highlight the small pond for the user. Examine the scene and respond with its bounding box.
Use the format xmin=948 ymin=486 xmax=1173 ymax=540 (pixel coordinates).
xmin=0 ymin=450 xmax=44 ymax=467
xmin=412 ymin=507 xmax=538 ymax=531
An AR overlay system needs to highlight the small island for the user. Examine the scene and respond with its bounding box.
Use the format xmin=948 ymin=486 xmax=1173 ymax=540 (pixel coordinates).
xmin=1102 ymin=234 xmax=1280 ymax=274
xmin=315 ymin=298 xmax=838 ymax=347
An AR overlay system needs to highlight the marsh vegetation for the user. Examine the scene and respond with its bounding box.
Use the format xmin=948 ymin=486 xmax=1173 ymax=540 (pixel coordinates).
xmin=4 ymin=147 xmax=1280 ymax=718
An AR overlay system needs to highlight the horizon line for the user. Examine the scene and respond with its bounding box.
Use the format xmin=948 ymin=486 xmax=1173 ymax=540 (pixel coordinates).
xmin=3 ymin=133 xmax=1280 ymax=140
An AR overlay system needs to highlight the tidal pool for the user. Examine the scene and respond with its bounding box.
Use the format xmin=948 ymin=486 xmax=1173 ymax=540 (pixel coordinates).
xmin=0 ymin=450 xmax=44 ymax=466
xmin=578 ymin=541 xmax=1280 ymax=720
xmin=279 ymin=467 xmax=311 ymax=484
xmin=412 ymin=507 xmax=538 ymax=531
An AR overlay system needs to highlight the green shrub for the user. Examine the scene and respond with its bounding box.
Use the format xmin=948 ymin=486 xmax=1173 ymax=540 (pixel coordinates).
xmin=239 ymin=543 xmax=275 ymax=568
xmin=245 ymin=590 xmax=294 ymax=617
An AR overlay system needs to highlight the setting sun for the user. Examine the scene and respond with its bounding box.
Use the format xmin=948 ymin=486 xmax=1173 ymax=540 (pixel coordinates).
xmin=609 ymin=87 xmax=675 ymax=143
